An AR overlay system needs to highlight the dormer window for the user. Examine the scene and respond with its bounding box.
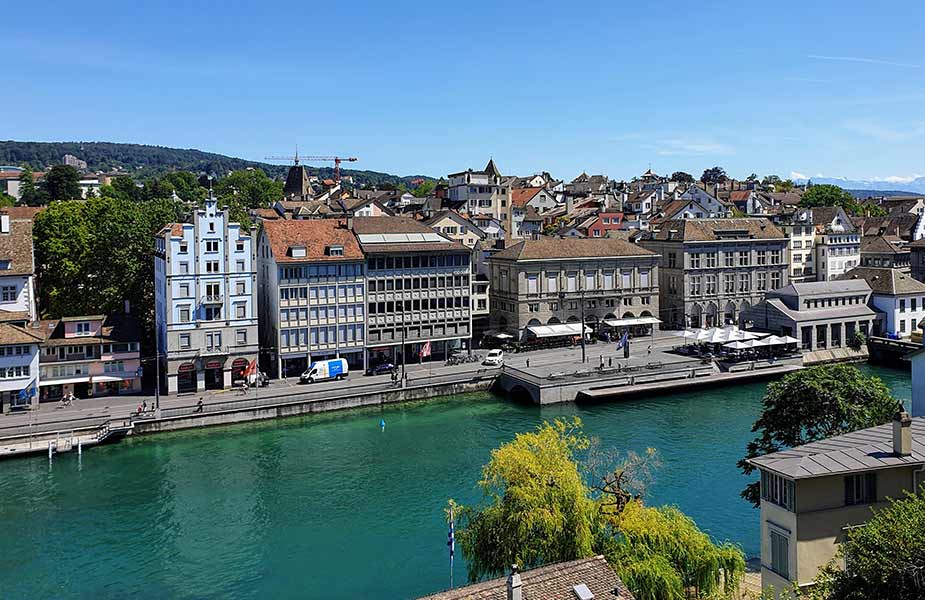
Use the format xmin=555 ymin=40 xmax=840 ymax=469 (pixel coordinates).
xmin=76 ymin=322 xmax=91 ymax=336
xmin=326 ymin=245 xmax=344 ymax=257
xmin=0 ymin=260 xmax=10 ymax=270
xmin=290 ymin=246 xmax=307 ymax=258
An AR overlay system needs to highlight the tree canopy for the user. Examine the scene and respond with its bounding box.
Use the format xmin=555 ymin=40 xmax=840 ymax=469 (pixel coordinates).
xmin=810 ymin=490 xmax=925 ymax=600
xmin=214 ymin=168 xmax=283 ymax=225
xmin=41 ymin=165 xmax=82 ymax=201
xmin=738 ymin=365 xmax=897 ymax=506
xmin=700 ymin=166 xmax=728 ymax=184
xmin=671 ymin=171 xmax=695 ymax=184
xmin=452 ymin=418 xmax=745 ymax=600
xmin=798 ymin=184 xmax=886 ymax=216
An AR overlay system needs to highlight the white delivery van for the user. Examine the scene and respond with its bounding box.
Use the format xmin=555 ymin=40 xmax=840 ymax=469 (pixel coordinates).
xmin=300 ymin=358 xmax=349 ymax=383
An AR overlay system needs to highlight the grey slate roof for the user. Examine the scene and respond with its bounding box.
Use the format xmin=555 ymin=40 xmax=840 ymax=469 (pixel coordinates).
xmin=418 ymin=556 xmax=634 ymax=600
xmin=749 ymin=418 xmax=925 ymax=479
xmin=765 ymin=297 xmax=876 ymax=322
xmin=771 ymin=279 xmax=871 ymax=299
xmin=836 ymin=266 xmax=925 ymax=295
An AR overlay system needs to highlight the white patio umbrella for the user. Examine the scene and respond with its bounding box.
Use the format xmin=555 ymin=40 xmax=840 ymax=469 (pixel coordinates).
xmin=764 ymin=336 xmax=789 ymax=346
xmin=777 ymin=335 xmax=799 ymax=344
xmin=723 ymin=340 xmax=751 ymax=350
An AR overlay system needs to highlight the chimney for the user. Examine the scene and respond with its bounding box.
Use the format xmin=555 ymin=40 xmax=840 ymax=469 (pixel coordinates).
xmin=566 ymin=195 xmax=574 ymax=215
xmin=507 ymin=565 xmax=522 ymax=600
xmin=893 ymin=410 xmax=913 ymax=456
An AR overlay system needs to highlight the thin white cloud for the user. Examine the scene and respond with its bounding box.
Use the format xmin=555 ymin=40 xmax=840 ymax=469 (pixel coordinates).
xmin=842 ymin=119 xmax=925 ymax=142
xmin=790 ymin=171 xmax=809 ymax=180
xmin=783 ymin=76 xmax=832 ymax=84
xmin=655 ymin=138 xmax=735 ymax=156
xmin=806 ymin=54 xmax=920 ymax=68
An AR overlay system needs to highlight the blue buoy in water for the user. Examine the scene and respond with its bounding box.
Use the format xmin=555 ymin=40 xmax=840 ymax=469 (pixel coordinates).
xmin=379 ymin=419 xmax=386 ymax=430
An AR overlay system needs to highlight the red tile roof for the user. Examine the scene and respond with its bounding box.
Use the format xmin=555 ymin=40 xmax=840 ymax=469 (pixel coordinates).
xmin=510 ymin=187 xmax=544 ymax=208
xmin=262 ymin=218 xmax=363 ymax=263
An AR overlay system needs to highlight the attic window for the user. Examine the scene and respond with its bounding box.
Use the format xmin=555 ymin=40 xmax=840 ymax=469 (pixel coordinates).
xmin=573 ymin=584 xmax=594 ymax=600
xmin=0 ymin=260 xmax=10 ymax=270
xmin=326 ymin=245 xmax=344 ymax=257
xmin=290 ymin=246 xmax=307 ymax=258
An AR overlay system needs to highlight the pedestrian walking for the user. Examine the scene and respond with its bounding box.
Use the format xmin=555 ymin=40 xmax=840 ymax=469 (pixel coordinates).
xmin=195 ymin=398 xmax=204 ymax=413
xmin=142 ymin=400 xmax=147 ymax=412
xmin=526 ymin=358 xmax=530 ymax=368
xmin=647 ymin=345 xmax=652 ymax=356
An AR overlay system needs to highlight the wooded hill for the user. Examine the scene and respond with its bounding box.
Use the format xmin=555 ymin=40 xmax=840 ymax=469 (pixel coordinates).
xmin=0 ymin=140 xmax=432 ymax=188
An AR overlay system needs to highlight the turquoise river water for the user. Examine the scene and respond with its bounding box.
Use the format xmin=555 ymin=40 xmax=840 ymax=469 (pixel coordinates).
xmin=0 ymin=365 xmax=911 ymax=599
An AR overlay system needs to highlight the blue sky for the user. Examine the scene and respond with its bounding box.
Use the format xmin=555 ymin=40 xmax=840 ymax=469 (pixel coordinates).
xmin=4 ymin=1 xmax=925 ymax=182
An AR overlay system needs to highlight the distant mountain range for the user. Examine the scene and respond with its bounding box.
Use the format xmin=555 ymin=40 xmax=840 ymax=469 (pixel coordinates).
xmin=794 ymin=175 xmax=925 ymax=196
xmin=0 ymin=141 xmax=433 ymax=188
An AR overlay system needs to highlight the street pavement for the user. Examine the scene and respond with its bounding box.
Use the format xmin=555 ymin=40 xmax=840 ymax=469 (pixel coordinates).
xmin=0 ymin=332 xmax=692 ymax=434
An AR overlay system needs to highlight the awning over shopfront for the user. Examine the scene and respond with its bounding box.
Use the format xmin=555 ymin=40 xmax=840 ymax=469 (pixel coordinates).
xmin=92 ymin=375 xmax=135 ymax=382
xmin=483 ymin=330 xmax=514 ymax=340
xmin=40 ymin=376 xmax=91 ymax=386
xmin=526 ymin=323 xmax=592 ymax=338
xmin=603 ymin=317 xmax=661 ymax=327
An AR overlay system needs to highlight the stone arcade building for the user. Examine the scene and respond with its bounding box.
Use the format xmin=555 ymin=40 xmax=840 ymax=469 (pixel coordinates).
xmin=640 ymin=218 xmax=790 ymax=329
xmin=487 ymin=237 xmax=660 ymax=341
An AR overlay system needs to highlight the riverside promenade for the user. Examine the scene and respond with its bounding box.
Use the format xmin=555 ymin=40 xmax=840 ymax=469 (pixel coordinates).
xmin=0 ymin=332 xmax=804 ymax=458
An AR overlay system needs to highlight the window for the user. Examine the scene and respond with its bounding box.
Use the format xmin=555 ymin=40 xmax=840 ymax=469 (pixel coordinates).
xmin=527 ymin=274 xmax=538 ymax=294
xmin=179 ymin=242 xmax=188 ymax=253
xmin=603 ymin=271 xmax=614 ymax=290
xmin=845 ymin=472 xmax=877 ymax=505
xmin=179 ymin=261 xmax=189 ymax=274
xmin=769 ymin=530 xmax=789 ymax=579
xmin=667 ymin=253 xmax=676 ymax=269
xmin=757 ymin=250 xmax=767 ymax=265
xmin=705 ymin=252 xmax=717 ymax=268
xmin=178 ymin=283 xmax=190 ymax=297
xmin=206 ymin=332 xmax=222 ymax=349
xmin=236 ymin=260 xmax=245 ymax=272
xmin=235 ymin=303 xmax=246 ymax=319
xmin=236 ymin=281 xmax=246 ymax=295
xmin=621 ymin=271 xmax=632 ymax=289
xmin=205 ymin=240 xmax=219 ymax=253
xmin=528 ymin=303 xmax=539 ymax=312
xmin=761 ymin=470 xmax=796 ymax=511
xmin=690 ymin=275 xmax=702 ymax=297
xmin=738 ymin=250 xmax=750 ymax=266
xmin=547 ymin=273 xmax=559 ymax=293
xmin=76 ymin=322 xmax=91 ymax=336
xmin=327 ymin=245 xmax=344 ymax=257
xmin=771 ymin=271 xmax=782 ymax=290
xmin=900 ymin=299 xmax=906 ymax=313
xmin=757 ymin=272 xmax=767 ymax=291
xmin=0 ymin=286 xmax=15 ymax=302
xmin=236 ymin=241 xmax=245 ymax=252
xmin=236 ymin=330 xmax=247 ymax=345
xmin=179 ymin=334 xmax=191 ymax=349
xmin=724 ymin=252 xmax=734 ymax=267
xmin=724 ymin=274 xmax=735 ymax=294
xmin=690 ymin=253 xmax=701 ymax=269
xmin=206 ymin=261 xmax=220 ymax=273
xmin=705 ymin=274 xmax=717 ymax=295
xmin=205 ymin=306 xmax=221 ymax=321
xmin=179 ymin=306 xmax=191 ymax=322
xmin=585 ymin=271 xmax=596 ymax=290
xmin=205 ymin=283 xmax=220 ymax=298
xmin=640 ymin=270 xmax=650 ymax=288
xmin=771 ymin=250 xmax=782 ymax=264
xmin=738 ymin=273 xmax=750 ymax=292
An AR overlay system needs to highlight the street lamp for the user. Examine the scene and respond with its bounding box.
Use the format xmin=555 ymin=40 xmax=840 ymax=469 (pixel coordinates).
xmin=559 ymin=289 xmax=587 ymax=364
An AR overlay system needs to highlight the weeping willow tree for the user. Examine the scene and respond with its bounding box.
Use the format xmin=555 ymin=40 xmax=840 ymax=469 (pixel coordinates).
xmin=452 ymin=418 xmax=597 ymax=581
xmin=450 ymin=418 xmax=746 ymax=599
xmin=601 ymin=502 xmax=745 ymax=600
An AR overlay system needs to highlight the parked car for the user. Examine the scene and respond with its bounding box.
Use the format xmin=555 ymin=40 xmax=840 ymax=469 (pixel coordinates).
xmin=366 ymin=362 xmax=396 ymax=376
xmin=482 ymin=349 xmax=504 ymax=367
xmin=300 ymin=358 xmax=349 ymax=383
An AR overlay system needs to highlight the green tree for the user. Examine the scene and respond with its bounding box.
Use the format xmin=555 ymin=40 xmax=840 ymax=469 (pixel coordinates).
xmin=411 ymin=179 xmax=437 ymax=198
xmin=214 ymin=168 xmax=283 ymax=226
xmin=161 ymin=171 xmax=206 ymax=203
xmin=810 ymin=490 xmax=925 ymax=600
xmin=796 ymin=184 xmax=886 ymax=216
xmin=453 ymin=419 xmax=596 ymax=581
xmin=738 ymin=365 xmax=897 ymax=506
xmin=746 ymin=173 xmax=758 ymax=182
xmin=761 ymin=175 xmax=782 ymax=187
xmin=41 ymin=165 xmax=82 ymax=201
xmin=0 ymin=192 xmax=15 ymax=208
xmin=602 ymin=502 xmax=744 ymax=600
xmin=671 ymin=171 xmax=695 ymax=184
xmin=452 ymin=419 xmax=745 ymax=600
xmin=701 ymin=166 xmax=728 ymax=184
xmin=110 ymin=175 xmax=143 ymax=202
xmin=33 ymin=195 xmax=185 ymax=320
xmin=18 ymin=166 xmax=46 ymax=206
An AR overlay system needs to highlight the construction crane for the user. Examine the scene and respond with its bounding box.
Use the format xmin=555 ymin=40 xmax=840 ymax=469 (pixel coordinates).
xmin=265 ymin=149 xmax=358 ymax=182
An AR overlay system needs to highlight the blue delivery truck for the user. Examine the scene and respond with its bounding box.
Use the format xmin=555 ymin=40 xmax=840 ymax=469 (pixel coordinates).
xmin=300 ymin=358 xmax=349 ymax=384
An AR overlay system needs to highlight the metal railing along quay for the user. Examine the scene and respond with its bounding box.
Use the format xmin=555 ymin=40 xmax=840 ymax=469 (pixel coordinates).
xmin=136 ymin=369 xmax=499 ymax=421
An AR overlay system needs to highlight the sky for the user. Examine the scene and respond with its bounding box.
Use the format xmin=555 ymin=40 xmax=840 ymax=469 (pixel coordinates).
xmin=4 ymin=1 xmax=925 ymax=183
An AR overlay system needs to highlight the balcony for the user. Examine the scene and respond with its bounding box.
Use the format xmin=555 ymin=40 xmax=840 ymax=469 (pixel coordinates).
xmin=201 ymin=294 xmax=223 ymax=305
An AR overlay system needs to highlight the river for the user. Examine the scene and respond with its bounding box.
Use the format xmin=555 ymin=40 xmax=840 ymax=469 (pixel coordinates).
xmin=0 ymin=364 xmax=911 ymax=599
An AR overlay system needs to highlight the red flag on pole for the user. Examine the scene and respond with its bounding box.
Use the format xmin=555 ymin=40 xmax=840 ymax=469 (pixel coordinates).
xmin=419 ymin=341 xmax=432 ymax=358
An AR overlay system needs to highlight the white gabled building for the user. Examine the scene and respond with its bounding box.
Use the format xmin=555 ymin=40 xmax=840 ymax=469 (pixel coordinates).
xmin=154 ymin=193 xmax=258 ymax=394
